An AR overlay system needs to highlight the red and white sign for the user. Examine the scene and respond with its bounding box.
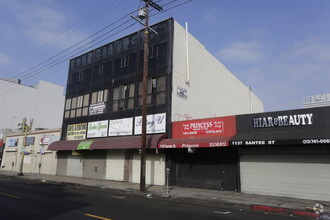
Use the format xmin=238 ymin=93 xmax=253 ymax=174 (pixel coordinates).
xmin=172 ymin=116 xmax=236 ymax=138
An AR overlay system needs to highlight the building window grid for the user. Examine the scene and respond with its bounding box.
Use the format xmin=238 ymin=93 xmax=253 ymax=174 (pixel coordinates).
xmin=112 ymin=83 xmax=135 ymax=111
xmin=139 ymin=76 xmax=166 ymax=106
xmin=64 ymin=94 xmax=90 ymax=118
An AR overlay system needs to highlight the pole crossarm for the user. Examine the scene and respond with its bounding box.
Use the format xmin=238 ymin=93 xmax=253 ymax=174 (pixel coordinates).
xmin=143 ymin=0 xmax=163 ymax=11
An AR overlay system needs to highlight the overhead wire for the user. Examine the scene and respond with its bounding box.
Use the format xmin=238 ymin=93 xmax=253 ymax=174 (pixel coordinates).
xmin=0 ymin=0 xmax=127 ymax=84
xmin=0 ymin=0 xmax=192 ymax=95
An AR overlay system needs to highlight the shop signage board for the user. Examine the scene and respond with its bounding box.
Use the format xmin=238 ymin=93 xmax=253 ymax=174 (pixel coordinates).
xmin=109 ymin=117 xmax=133 ymax=136
xmin=67 ymin=123 xmax=87 ymax=140
xmin=77 ymin=140 xmax=93 ymax=150
xmin=87 ymin=120 xmax=108 ymax=138
xmin=172 ymin=116 xmax=236 ymax=138
xmin=89 ymin=102 xmax=106 ymax=115
xmin=25 ymin=137 xmax=35 ymax=146
xmin=40 ymin=136 xmax=50 ymax=145
xmin=7 ymin=138 xmax=18 ymax=147
xmin=230 ymin=106 xmax=330 ymax=146
xmin=134 ymin=113 xmax=166 ymax=135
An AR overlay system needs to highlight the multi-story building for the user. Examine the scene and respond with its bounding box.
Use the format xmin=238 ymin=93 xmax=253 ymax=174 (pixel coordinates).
xmin=303 ymin=93 xmax=330 ymax=108
xmin=0 ymin=79 xmax=64 ymax=166
xmin=49 ymin=18 xmax=263 ymax=188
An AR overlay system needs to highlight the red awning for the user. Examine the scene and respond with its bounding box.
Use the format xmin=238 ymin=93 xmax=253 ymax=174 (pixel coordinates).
xmin=158 ymin=136 xmax=232 ymax=148
xmin=48 ymin=134 xmax=166 ymax=151
xmin=0 ymin=139 xmax=3 ymax=147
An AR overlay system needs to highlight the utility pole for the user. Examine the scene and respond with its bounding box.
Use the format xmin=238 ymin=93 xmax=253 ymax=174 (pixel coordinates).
xmin=137 ymin=0 xmax=163 ymax=192
xmin=17 ymin=118 xmax=33 ymax=176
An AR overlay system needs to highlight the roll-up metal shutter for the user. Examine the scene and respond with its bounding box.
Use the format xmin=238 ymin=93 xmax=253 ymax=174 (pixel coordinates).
xmin=66 ymin=154 xmax=83 ymax=177
xmin=240 ymin=154 xmax=330 ymax=201
xmin=83 ymin=150 xmax=106 ymax=179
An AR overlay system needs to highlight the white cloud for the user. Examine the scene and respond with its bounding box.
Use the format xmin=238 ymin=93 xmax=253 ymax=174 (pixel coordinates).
xmin=217 ymin=41 xmax=265 ymax=63
xmin=12 ymin=2 xmax=89 ymax=50
xmin=280 ymin=37 xmax=330 ymax=63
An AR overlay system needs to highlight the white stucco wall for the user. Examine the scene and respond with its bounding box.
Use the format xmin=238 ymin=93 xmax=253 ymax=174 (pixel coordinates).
xmin=0 ymin=79 xmax=64 ymax=130
xmin=172 ymin=21 xmax=263 ymax=121
xmin=132 ymin=152 xmax=165 ymax=185
xmin=106 ymin=150 xmax=125 ymax=181
xmin=1 ymin=129 xmax=60 ymax=175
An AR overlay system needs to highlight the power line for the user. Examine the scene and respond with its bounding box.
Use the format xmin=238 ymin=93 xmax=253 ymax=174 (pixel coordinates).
xmin=0 ymin=0 xmax=191 ymax=94
xmin=0 ymin=0 xmax=128 ymax=83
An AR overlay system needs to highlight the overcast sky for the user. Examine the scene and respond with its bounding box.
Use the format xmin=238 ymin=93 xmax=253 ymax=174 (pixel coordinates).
xmin=0 ymin=0 xmax=329 ymax=112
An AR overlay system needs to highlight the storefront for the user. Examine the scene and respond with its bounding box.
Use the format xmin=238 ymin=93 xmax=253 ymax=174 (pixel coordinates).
xmin=230 ymin=106 xmax=330 ymax=201
xmin=159 ymin=116 xmax=239 ymax=191
xmin=48 ymin=134 xmax=166 ymax=185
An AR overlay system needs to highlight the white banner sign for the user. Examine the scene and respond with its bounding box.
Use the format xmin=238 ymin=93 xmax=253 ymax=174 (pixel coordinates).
xmin=89 ymin=102 xmax=106 ymax=115
xmin=134 ymin=113 xmax=166 ymax=135
xmin=109 ymin=117 xmax=133 ymax=136
xmin=87 ymin=120 xmax=108 ymax=138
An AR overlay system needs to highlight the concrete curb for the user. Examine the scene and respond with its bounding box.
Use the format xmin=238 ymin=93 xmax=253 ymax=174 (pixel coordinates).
xmin=251 ymin=205 xmax=320 ymax=219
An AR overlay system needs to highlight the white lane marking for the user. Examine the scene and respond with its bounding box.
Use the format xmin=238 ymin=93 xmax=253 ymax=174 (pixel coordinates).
xmin=111 ymin=196 xmax=126 ymax=199
xmin=214 ymin=211 xmax=231 ymax=215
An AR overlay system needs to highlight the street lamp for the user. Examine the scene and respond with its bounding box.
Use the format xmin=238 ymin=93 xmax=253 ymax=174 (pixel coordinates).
xmin=17 ymin=118 xmax=33 ymax=176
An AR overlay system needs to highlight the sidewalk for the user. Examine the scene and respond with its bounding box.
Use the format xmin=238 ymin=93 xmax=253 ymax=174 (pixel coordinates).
xmin=1 ymin=170 xmax=329 ymax=219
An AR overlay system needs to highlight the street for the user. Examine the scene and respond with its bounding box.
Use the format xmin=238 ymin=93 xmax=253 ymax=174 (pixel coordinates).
xmin=0 ymin=175 xmax=303 ymax=220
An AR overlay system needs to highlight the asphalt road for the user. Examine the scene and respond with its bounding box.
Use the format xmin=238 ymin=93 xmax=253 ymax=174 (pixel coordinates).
xmin=0 ymin=175 xmax=303 ymax=220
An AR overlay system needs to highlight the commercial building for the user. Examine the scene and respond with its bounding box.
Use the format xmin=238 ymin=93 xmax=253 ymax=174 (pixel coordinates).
xmin=232 ymin=106 xmax=330 ymax=201
xmin=161 ymin=106 xmax=330 ymax=201
xmin=2 ymin=129 xmax=60 ymax=175
xmin=49 ymin=18 xmax=263 ymax=186
xmin=303 ymin=93 xmax=330 ymax=108
xmin=0 ymin=79 xmax=64 ymax=167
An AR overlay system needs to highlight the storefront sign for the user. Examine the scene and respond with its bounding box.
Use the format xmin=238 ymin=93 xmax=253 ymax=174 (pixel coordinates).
xmin=87 ymin=120 xmax=108 ymax=138
xmin=89 ymin=102 xmax=106 ymax=115
xmin=230 ymin=138 xmax=330 ymax=146
xmin=109 ymin=117 xmax=133 ymax=136
xmin=25 ymin=137 xmax=35 ymax=146
xmin=77 ymin=140 xmax=93 ymax=150
xmin=159 ymin=142 xmax=228 ymax=148
xmin=67 ymin=123 xmax=87 ymax=140
xmin=40 ymin=136 xmax=50 ymax=145
xmin=253 ymin=113 xmax=313 ymax=128
xmin=7 ymin=138 xmax=18 ymax=147
xmin=134 ymin=113 xmax=166 ymax=135
xmin=177 ymin=86 xmax=187 ymax=100
xmin=172 ymin=116 xmax=236 ymax=138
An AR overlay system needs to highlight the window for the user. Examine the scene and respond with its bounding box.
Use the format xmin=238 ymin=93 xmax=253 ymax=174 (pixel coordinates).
xmin=64 ymin=94 xmax=89 ymax=118
xmin=87 ymin=52 xmax=93 ymax=65
xmin=94 ymin=64 xmax=104 ymax=75
xmin=81 ymin=54 xmax=87 ymax=66
xmin=139 ymin=76 xmax=166 ymax=106
xmin=113 ymin=83 xmax=135 ymax=111
xmin=94 ymin=48 xmax=101 ymax=61
xmin=76 ymin=57 xmax=82 ymax=67
xmin=70 ymin=59 xmax=76 ymax=71
xmin=121 ymin=56 xmax=129 ymax=68
xmin=65 ymin=98 xmax=71 ymax=110
xmin=79 ymin=71 xmax=84 ymax=81
xmin=101 ymin=46 xmax=108 ymax=58
xmin=91 ymin=89 xmax=108 ymax=104
xmin=107 ymin=43 xmax=113 ymax=57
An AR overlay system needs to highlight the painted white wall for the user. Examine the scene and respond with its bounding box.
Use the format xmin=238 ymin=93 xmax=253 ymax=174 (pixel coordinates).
xmin=106 ymin=150 xmax=125 ymax=181
xmin=0 ymin=79 xmax=64 ymax=130
xmin=172 ymin=21 xmax=263 ymax=121
xmin=34 ymin=80 xmax=65 ymax=129
xmin=1 ymin=129 xmax=60 ymax=175
xmin=132 ymin=153 xmax=165 ymax=185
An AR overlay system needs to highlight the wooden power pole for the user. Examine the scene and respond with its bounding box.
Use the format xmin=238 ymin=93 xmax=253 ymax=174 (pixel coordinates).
xmin=139 ymin=0 xmax=163 ymax=192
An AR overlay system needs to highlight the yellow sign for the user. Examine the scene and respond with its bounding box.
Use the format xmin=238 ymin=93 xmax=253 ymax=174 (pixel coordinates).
xmin=67 ymin=123 xmax=87 ymax=140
